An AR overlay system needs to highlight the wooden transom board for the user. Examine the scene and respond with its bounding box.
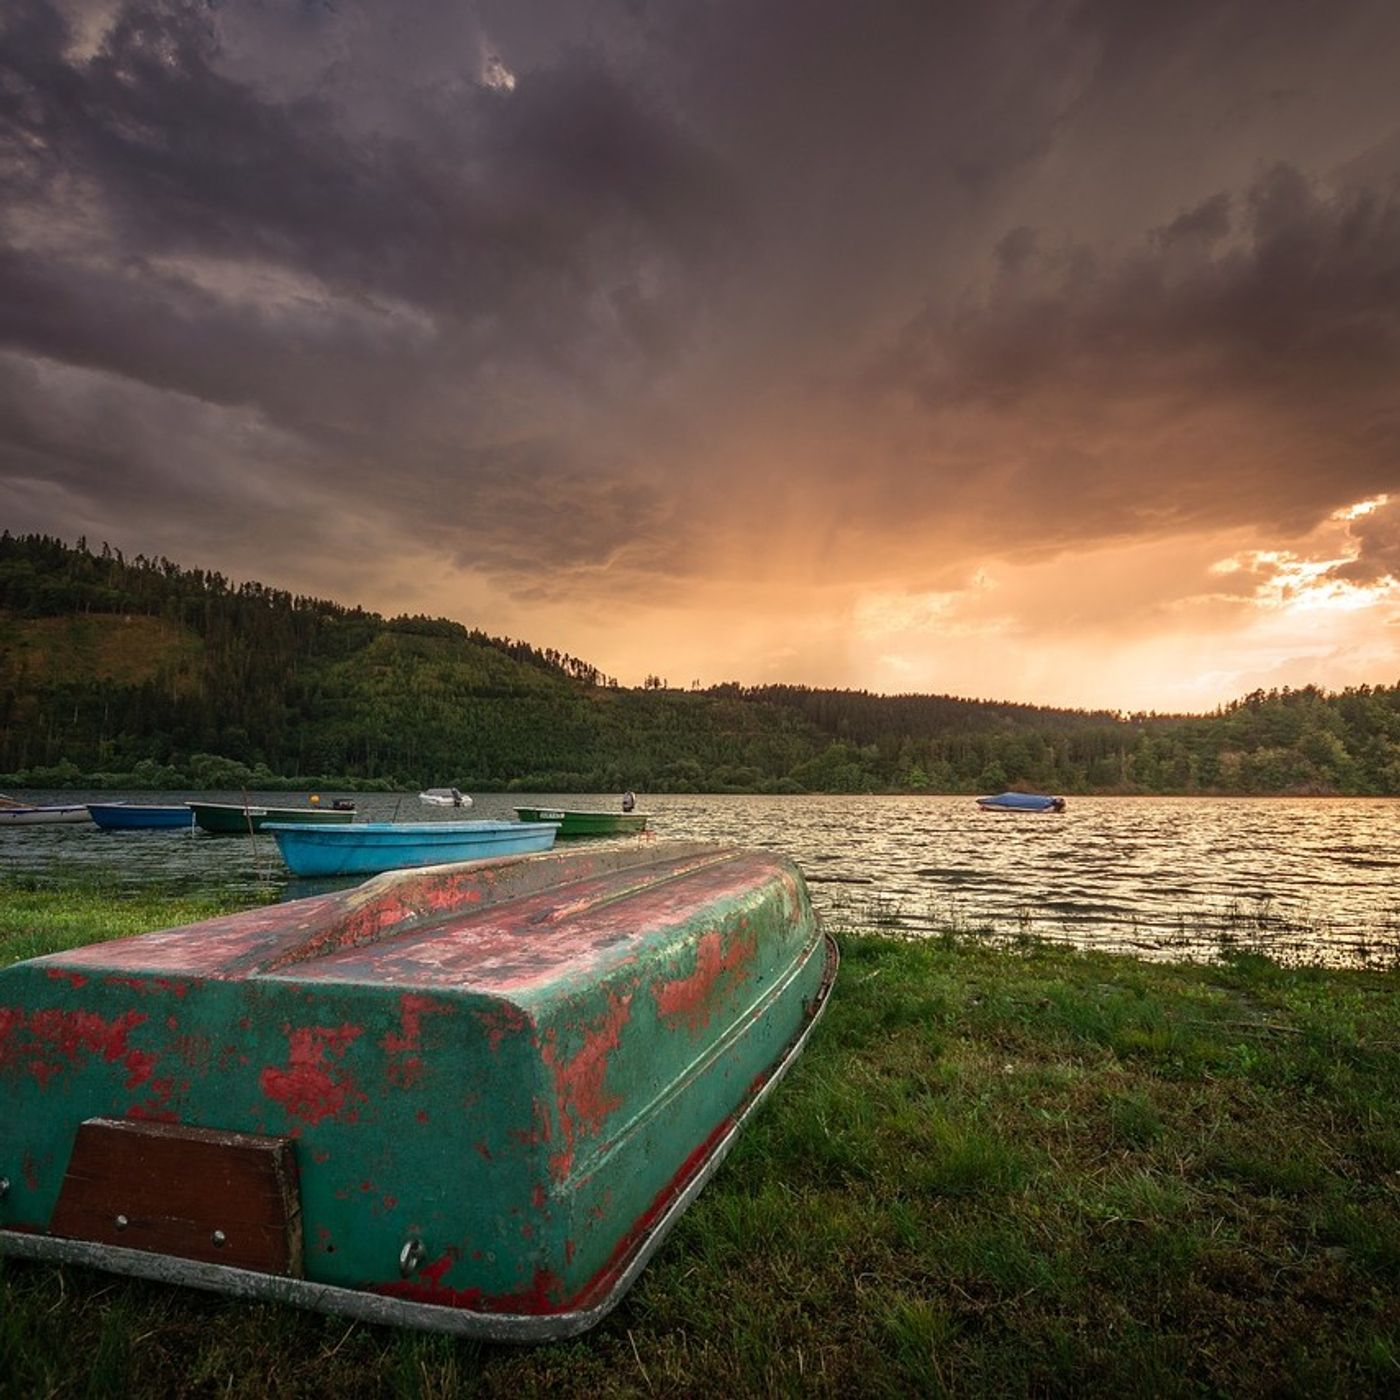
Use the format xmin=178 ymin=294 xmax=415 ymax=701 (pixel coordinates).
xmin=50 ymin=1118 xmax=303 ymax=1276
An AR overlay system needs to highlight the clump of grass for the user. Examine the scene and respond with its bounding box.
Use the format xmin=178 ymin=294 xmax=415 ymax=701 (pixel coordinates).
xmin=1106 ymin=1089 xmax=1165 ymax=1147
xmin=2 ymin=888 xmax=1399 ymax=1395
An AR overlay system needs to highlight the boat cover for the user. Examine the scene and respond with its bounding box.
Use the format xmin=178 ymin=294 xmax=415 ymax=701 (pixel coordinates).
xmin=976 ymin=791 xmax=1065 ymax=812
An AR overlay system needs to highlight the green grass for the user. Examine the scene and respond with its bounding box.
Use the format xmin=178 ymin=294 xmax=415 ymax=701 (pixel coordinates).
xmin=2 ymin=886 xmax=1399 ymax=1396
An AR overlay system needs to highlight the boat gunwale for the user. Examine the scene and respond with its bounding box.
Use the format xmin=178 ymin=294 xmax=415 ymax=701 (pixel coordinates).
xmin=262 ymin=820 xmax=562 ymax=838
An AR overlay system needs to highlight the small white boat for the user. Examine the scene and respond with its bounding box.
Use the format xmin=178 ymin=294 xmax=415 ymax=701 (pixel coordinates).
xmin=418 ymin=787 xmax=472 ymax=808
xmin=0 ymin=795 xmax=95 ymax=826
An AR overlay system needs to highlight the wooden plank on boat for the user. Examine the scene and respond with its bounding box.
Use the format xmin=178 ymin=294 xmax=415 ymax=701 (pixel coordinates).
xmin=50 ymin=1118 xmax=302 ymax=1276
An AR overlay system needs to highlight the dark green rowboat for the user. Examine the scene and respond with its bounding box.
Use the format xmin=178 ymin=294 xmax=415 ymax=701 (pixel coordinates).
xmin=186 ymin=800 xmax=356 ymax=834
xmin=513 ymin=806 xmax=648 ymax=837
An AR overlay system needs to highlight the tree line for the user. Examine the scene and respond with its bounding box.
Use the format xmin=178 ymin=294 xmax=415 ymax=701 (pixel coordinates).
xmin=2 ymin=533 xmax=1398 ymax=795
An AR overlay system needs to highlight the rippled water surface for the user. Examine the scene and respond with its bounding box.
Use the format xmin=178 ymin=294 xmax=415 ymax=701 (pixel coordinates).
xmin=3 ymin=791 xmax=1398 ymax=965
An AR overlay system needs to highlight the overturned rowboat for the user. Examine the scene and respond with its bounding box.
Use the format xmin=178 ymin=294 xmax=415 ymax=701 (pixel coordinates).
xmin=0 ymin=842 xmax=836 ymax=1340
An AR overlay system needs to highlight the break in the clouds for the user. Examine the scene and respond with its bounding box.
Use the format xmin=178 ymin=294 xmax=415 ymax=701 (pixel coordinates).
xmin=2 ymin=0 xmax=1399 ymax=708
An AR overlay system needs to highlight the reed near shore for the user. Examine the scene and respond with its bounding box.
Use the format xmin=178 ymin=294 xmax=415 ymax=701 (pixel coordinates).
xmin=2 ymin=882 xmax=1396 ymax=1396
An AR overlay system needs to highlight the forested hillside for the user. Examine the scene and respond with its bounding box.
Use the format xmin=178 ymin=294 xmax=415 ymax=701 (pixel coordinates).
xmin=2 ymin=534 xmax=1398 ymax=795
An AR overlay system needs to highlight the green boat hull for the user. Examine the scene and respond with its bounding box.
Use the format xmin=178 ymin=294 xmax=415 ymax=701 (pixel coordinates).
xmin=513 ymin=807 xmax=649 ymax=837
xmin=0 ymin=842 xmax=834 ymax=1339
xmin=187 ymin=801 xmax=355 ymax=834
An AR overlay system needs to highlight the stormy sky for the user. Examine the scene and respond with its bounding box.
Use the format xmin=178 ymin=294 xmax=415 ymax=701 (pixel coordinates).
xmin=3 ymin=0 xmax=1399 ymax=710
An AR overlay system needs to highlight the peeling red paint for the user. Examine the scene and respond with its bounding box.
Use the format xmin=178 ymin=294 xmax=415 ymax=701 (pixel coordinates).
xmin=510 ymin=1097 xmax=552 ymax=1149
xmin=259 ymin=1023 xmax=365 ymax=1125
xmin=474 ymin=1142 xmax=493 ymax=1162
xmin=46 ymin=969 xmax=87 ymax=987
xmin=126 ymin=1074 xmax=177 ymax=1121
xmin=102 ymin=976 xmax=148 ymax=993
xmin=381 ymin=995 xmax=449 ymax=1092
xmin=419 ymin=1250 xmax=457 ymax=1288
xmin=473 ymin=1001 xmax=531 ymax=1053
xmin=653 ymin=926 xmax=757 ymax=1032
xmin=415 ymin=1109 xmax=431 ymax=1124
xmin=387 ymin=1055 xmax=423 ymax=1090
xmin=571 ymin=1113 xmax=735 ymax=1311
xmin=381 ymin=993 xmax=450 ymax=1054
xmin=531 ymin=1183 xmax=548 ymax=1209
xmin=172 ymin=1032 xmax=212 ymax=1068
xmin=0 ymin=1006 xmax=149 ymax=1089
xmin=540 ymin=990 xmax=632 ymax=1183
xmin=126 ymin=1106 xmax=177 ymax=1122
xmin=123 ymin=1048 xmax=156 ymax=1089
xmin=374 ymin=1258 xmax=566 ymax=1315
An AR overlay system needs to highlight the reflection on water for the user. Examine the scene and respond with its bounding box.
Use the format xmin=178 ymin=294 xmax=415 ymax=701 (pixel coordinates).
xmin=3 ymin=791 xmax=1399 ymax=967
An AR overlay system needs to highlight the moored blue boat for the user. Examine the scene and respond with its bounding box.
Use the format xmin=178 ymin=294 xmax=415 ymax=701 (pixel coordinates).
xmin=976 ymin=792 xmax=1066 ymax=813
xmin=88 ymin=803 xmax=195 ymax=830
xmin=265 ymin=818 xmax=560 ymax=877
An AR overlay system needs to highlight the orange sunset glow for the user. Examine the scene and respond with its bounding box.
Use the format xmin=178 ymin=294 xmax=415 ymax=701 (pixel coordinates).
xmin=3 ymin=1 xmax=1399 ymax=710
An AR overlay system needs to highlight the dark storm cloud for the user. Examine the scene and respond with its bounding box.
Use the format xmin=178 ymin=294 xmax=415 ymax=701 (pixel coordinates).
xmin=2 ymin=0 xmax=1399 ymax=606
xmin=0 ymin=0 xmax=740 ymax=576
xmin=1330 ymin=500 xmax=1400 ymax=586
xmin=1 ymin=1 xmax=730 ymax=362
xmin=864 ymin=163 xmax=1400 ymax=546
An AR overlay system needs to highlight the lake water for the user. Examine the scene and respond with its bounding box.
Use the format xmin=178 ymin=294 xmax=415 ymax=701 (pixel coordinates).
xmin=2 ymin=791 xmax=1398 ymax=967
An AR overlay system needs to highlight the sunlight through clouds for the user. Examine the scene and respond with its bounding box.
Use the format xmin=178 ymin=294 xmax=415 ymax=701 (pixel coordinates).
xmin=1210 ymin=496 xmax=1400 ymax=617
xmin=3 ymin=2 xmax=1400 ymax=710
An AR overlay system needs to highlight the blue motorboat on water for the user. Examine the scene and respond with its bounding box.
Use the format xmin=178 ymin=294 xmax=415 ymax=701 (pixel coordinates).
xmin=264 ymin=818 xmax=561 ymax=877
xmin=88 ymin=802 xmax=195 ymax=830
xmin=976 ymin=792 xmax=1066 ymax=813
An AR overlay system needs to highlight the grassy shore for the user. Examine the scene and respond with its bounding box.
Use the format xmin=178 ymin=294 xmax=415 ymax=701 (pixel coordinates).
xmin=2 ymin=884 xmax=1398 ymax=1397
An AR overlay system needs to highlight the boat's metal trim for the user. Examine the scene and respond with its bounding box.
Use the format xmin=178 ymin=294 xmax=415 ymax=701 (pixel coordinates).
xmin=0 ymin=933 xmax=839 ymax=1343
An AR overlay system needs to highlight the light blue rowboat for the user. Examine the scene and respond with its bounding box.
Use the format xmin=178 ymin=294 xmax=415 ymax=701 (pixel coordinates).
xmin=264 ymin=819 xmax=561 ymax=877
xmin=88 ymin=802 xmax=195 ymax=830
